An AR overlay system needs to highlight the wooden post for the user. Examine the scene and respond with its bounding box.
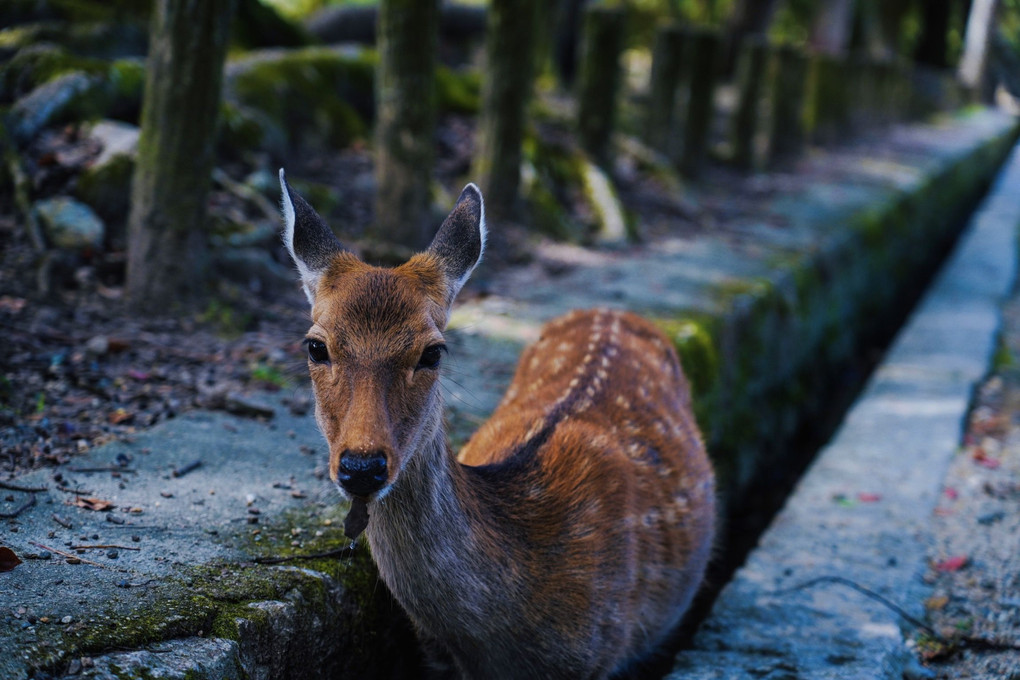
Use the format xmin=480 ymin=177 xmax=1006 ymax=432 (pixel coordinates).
xmin=472 ymin=0 xmax=538 ymax=220
xmin=679 ymin=28 xmax=721 ymax=179
xmin=577 ymin=4 xmax=625 ymax=167
xmin=730 ymin=37 xmax=769 ymax=172
xmin=806 ymin=53 xmax=850 ymax=146
xmin=644 ymin=23 xmax=686 ymax=155
xmin=767 ymin=45 xmax=808 ymax=166
xmin=125 ymin=0 xmax=235 ymax=311
xmin=373 ymin=0 xmax=439 ymax=248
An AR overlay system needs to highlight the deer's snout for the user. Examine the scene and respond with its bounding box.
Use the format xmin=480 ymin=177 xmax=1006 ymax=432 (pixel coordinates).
xmin=336 ymin=450 xmax=389 ymax=497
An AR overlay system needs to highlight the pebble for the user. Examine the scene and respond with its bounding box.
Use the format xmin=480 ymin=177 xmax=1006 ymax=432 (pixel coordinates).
xmin=60 ymin=615 xmax=72 ymax=624
xmin=976 ymin=510 xmax=1004 ymax=525
xmin=106 ymin=549 xmax=119 ymax=559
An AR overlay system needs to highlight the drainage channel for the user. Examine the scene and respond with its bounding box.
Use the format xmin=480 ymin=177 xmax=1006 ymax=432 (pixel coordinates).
xmin=669 ymin=137 xmax=1020 ymax=679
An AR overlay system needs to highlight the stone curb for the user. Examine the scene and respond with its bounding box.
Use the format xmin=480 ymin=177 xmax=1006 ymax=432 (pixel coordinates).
xmin=670 ymin=137 xmax=1020 ymax=678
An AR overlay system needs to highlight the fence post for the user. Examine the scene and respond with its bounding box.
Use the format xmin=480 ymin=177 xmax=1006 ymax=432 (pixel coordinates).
xmin=730 ymin=36 xmax=769 ymax=171
xmin=577 ymin=4 xmax=625 ymax=167
xmin=644 ymin=23 xmax=686 ymax=156
xmin=679 ymin=28 xmax=721 ymax=178
xmin=807 ymin=53 xmax=850 ymax=146
xmin=767 ymin=45 xmax=808 ymax=167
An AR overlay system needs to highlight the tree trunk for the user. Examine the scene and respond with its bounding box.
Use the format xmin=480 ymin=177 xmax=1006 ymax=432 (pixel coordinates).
xmin=730 ymin=37 xmax=768 ymax=171
xmin=809 ymin=0 xmax=857 ymax=55
xmin=373 ymin=0 xmax=439 ymax=248
xmin=644 ymin=23 xmax=686 ymax=155
xmin=679 ymin=29 xmax=722 ymax=179
xmin=767 ymin=46 xmax=808 ymax=166
xmin=576 ymin=4 xmax=625 ymax=168
xmin=958 ymin=0 xmax=999 ymax=99
xmin=721 ymin=0 xmax=780 ymax=78
xmin=125 ymin=0 xmax=234 ymax=312
xmin=914 ymin=0 xmax=952 ymax=68
xmin=472 ymin=0 xmax=537 ymax=221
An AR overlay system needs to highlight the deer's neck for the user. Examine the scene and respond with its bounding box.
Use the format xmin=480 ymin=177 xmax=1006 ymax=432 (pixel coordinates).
xmin=365 ymin=422 xmax=512 ymax=638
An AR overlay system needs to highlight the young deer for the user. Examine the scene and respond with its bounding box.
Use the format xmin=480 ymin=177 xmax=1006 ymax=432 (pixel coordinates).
xmin=280 ymin=170 xmax=715 ymax=679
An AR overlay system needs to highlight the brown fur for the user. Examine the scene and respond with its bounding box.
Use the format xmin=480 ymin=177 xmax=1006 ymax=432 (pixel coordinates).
xmin=303 ymin=253 xmax=715 ymax=679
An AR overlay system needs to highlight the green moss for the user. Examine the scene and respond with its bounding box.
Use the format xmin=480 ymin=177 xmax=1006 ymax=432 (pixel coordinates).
xmin=655 ymin=316 xmax=720 ymax=400
xmin=435 ymin=65 xmax=480 ymax=114
xmin=228 ymin=47 xmax=374 ymax=150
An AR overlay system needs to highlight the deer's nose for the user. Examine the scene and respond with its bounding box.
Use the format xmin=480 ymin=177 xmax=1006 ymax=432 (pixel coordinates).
xmin=337 ymin=450 xmax=388 ymax=497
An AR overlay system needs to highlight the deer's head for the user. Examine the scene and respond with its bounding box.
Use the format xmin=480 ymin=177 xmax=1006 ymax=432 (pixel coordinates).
xmin=280 ymin=170 xmax=485 ymax=501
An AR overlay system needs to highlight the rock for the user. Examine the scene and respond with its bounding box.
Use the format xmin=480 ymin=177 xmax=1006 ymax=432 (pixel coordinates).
xmin=33 ymin=197 xmax=105 ymax=251
xmin=8 ymin=71 xmax=103 ymax=144
xmin=87 ymin=119 xmax=140 ymax=166
xmin=75 ymin=121 xmax=138 ymax=246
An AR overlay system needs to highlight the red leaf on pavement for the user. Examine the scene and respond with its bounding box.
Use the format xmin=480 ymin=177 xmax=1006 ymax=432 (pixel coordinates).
xmin=0 ymin=546 xmax=22 ymax=572
xmin=934 ymin=555 xmax=968 ymax=572
xmin=943 ymin=487 xmax=958 ymax=500
xmin=857 ymin=492 xmax=882 ymax=503
xmin=972 ymin=448 xmax=1001 ymax=469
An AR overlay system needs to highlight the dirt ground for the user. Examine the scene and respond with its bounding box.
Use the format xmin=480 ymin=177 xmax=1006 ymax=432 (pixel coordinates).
xmin=917 ymin=291 xmax=1020 ymax=679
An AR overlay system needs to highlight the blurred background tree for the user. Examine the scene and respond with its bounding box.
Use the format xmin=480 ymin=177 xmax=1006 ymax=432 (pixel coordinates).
xmin=126 ymin=0 xmax=236 ymax=311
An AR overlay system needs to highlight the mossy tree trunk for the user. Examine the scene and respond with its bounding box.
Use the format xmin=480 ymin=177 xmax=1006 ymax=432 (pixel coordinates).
xmin=644 ymin=23 xmax=686 ymax=156
xmin=730 ymin=37 xmax=768 ymax=171
xmin=373 ymin=0 xmax=439 ymax=248
xmin=126 ymin=0 xmax=235 ymax=312
xmin=472 ymin=0 xmax=538 ymax=221
xmin=577 ymin=4 xmax=625 ymax=168
xmin=914 ymin=0 xmax=952 ymax=68
xmin=679 ymin=29 xmax=721 ymax=179
xmin=767 ymin=46 xmax=808 ymax=166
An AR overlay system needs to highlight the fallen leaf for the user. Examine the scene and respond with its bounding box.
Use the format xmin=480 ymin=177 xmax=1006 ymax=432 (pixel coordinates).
xmin=924 ymin=595 xmax=949 ymax=611
xmin=72 ymin=497 xmax=115 ymax=512
xmin=0 ymin=546 xmax=22 ymax=572
xmin=108 ymin=409 xmax=133 ymax=425
xmin=0 ymin=296 xmax=27 ymax=313
xmin=934 ymin=555 xmax=969 ymax=572
xmin=943 ymin=486 xmax=958 ymax=500
xmin=857 ymin=492 xmax=882 ymax=503
xmin=972 ymin=448 xmax=1001 ymax=469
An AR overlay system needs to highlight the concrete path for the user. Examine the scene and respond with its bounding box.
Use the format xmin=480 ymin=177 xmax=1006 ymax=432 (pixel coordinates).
xmin=671 ymin=137 xmax=1020 ymax=678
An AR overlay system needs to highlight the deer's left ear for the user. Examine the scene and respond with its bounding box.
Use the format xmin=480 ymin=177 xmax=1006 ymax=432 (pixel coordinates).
xmin=426 ymin=183 xmax=486 ymax=305
xmin=280 ymin=168 xmax=347 ymax=304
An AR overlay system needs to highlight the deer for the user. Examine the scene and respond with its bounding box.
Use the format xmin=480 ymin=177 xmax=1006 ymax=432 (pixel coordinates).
xmin=279 ymin=169 xmax=716 ymax=680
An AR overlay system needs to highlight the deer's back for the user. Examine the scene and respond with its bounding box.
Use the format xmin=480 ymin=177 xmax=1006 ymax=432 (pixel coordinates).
xmin=457 ymin=308 xmax=715 ymax=673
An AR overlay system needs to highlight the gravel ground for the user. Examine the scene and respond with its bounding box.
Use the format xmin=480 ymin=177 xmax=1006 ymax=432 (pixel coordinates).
xmin=919 ymin=290 xmax=1020 ymax=679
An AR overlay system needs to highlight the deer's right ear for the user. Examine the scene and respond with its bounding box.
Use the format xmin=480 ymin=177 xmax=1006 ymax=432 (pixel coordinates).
xmin=280 ymin=168 xmax=346 ymax=304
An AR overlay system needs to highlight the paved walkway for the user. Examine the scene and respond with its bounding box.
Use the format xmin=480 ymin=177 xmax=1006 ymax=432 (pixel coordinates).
xmin=671 ymin=137 xmax=1020 ymax=679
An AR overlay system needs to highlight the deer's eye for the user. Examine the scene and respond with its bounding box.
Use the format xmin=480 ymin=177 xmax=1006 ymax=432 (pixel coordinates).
xmin=305 ymin=339 xmax=330 ymax=364
xmin=416 ymin=344 xmax=446 ymax=371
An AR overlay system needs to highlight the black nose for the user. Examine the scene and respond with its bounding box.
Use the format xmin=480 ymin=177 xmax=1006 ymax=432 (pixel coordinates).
xmin=337 ymin=450 xmax=388 ymax=497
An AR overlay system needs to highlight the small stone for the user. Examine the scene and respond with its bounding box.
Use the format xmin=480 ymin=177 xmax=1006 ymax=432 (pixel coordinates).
xmin=131 ymin=535 xmax=141 ymax=543
xmin=85 ymin=335 xmax=109 ymax=356
xmin=977 ymin=510 xmax=1004 ymax=525
xmin=60 ymin=615 xmax=72 ymax=624
xmin=33 ymin=197 xmax=105 ymax=251
xmin=66 ymin=557 xmax=81 ymax=565
xmin=66 ymin=658 xmax=82 ymax=674
xmin=106 ymin=549 xmax=119 ymax=559
xmin=39 ymin=617 xmax=50 ymax=624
